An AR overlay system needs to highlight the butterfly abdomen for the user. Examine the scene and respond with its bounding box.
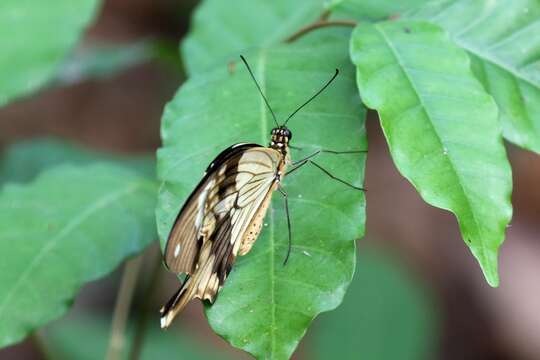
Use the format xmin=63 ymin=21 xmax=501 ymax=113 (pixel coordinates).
xmin=238 ymin=182 xmax=276 ymax=256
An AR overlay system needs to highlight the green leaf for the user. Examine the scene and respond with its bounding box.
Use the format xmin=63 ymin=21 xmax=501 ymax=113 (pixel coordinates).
xmin=0 ymin=0 xmax=100 ymax=106
xmin=0 ymin=164 xmax=157 ymax=348
xmin=350 ymin=20 xmax=512 ymax=286
xmin=43 ymin=313 xmax=230 ymax=360
xmin=0 ymin=138 xmax=155 ymax=185
xmin=55 ymin=40 xmax=182 ymax=86
xmin=157 ymin=31 xmax=366 ymax=359
xmin=309 ymin=248 xmax=437 ymax=360
xmin=181 ymin=0 xmax=327 ymax=75
xmin=407 ymin=0 xmax=540 ymax=154
xmin=327 ymin=0 xmax=429 ymax=21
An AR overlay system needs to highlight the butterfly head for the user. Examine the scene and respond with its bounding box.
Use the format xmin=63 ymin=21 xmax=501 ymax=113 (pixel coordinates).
xmin=270 ymin=126 xmax=292 ymax=151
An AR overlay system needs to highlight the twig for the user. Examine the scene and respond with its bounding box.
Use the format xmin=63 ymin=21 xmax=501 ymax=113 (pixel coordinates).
xmin=105 ymin=256 xmax=144 ymax=360
xmin=128 ymin=244 xmax=163 ymax=360
xmin=285 ymin=19 xmax=357 ymax=43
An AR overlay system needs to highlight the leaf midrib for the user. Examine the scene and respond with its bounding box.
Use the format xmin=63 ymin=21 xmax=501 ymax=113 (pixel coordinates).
xmin=0 ymin=181 xmax=147 ymax=319
xmin=374 ymin=24 xmax=487 ymax=262
xmin=254 ymin=49 xmax=277 ymax=357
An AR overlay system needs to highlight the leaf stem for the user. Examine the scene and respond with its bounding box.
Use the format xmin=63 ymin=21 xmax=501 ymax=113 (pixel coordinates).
xmin=128 ymin=244 xmax=163 ymax=360
xmin=105 ymin=256 xmax=143 ymax=360
xmin=285 ymin=19 xmax=357 ymax=43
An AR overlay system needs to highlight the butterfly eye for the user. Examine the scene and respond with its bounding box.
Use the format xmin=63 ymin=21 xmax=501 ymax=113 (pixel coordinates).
xmin=281 ymin=128 xmax=292 ymax=140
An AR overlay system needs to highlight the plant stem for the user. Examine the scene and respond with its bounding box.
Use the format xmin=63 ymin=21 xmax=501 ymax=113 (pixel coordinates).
xmin=128 ymin=244 xmax=163 ymax=360
xmin=105 ymin=256 xmax=143 ymax=360
xmin=285 ymin=19 xmax=357 ymax=43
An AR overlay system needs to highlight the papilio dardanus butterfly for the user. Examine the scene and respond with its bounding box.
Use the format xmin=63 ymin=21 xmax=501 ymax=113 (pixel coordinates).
xmin=160 ymin=55 xmax=362 ymax=328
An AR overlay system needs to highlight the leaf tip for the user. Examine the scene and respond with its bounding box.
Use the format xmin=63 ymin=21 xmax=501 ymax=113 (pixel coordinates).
xmin=483 ymin=267 xmax=500 ymax=288
xmin=478 ymin=251 xmax=500 ymax=288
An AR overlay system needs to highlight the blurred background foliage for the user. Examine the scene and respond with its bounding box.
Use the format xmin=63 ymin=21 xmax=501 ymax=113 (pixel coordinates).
xmin=0 ymin=0 xmax=539 ymax=359
xmin=39 ymin=248 xmax=436 ymax=360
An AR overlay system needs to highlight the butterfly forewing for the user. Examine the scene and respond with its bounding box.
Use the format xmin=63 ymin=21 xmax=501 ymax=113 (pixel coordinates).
xmin=164 ymin=143 xmax=255 ymax=273
xmin=163 ymin=145 xmax=283 ymax=309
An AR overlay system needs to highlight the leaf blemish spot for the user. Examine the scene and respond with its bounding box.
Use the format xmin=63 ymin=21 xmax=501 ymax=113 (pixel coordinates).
xmin=228 ymin=60 xmax=236 ymax=74
xmin=404 ymin=27 xmax=411 ymax=34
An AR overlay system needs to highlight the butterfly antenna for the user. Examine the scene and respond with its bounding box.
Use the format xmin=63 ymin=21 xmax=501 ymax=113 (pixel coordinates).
xmin=240 ymin=55 xmax=279 ymax=127
xmin=283 ymin=69 xmax=339 ymax=126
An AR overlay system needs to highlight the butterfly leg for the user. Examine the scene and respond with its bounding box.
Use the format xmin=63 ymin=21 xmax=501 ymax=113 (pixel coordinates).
xmin=278 ymin=186 xmax=292 ymax=266
xmin=292 ymin=150 xmax=321 ymax=165
xmin=286 ymin=159 xmax=365 ymax=191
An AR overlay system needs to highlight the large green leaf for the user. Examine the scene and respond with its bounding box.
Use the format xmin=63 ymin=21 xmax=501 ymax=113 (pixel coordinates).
xmin=327 ymin=0 xmax=429 ymax=20
xmin=0 ymin=0 xmax=100 ymax=106
xmin=180 ymin=0 xmax=327 ymax=75
xmin=158 ymin=30 xmax=366 ymax=359
xmin=0 ymin=138 xmax=155 ymax=185
xmin=350 ymin=20 xmax=512 ymax=286
xmin=43 ymin=313 xmax=230 ymax=360
xmin=309 ymin=248 xmax=437 ymax=360
xmin=0 ymin=164 xmax=157 ymax=348
xmin=407 ymin=0 xmax=540 ymax=154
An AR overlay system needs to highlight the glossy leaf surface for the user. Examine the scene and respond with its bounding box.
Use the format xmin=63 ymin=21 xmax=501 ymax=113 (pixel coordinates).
xmin=328 ymin=0 xmax=429 ymax=20
xmin=180 ymin=0 xmax=326 ymax=74
xmin=408 ymin=0 xmax=540 ymax=154
xmin=350 ymin=20 xmax=512 ymax=286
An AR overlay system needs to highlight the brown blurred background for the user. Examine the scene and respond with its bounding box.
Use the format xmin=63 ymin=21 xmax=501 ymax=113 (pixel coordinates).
xmin=1 ymin=1 xmax=539 ymax=359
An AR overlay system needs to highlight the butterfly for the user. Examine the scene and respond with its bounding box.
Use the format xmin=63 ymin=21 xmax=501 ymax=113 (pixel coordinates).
xmin=160 ymin=55 xmax=363 ymax=328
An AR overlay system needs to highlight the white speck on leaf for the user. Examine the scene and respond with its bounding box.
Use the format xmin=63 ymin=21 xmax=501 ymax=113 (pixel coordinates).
xmin=303 ymin=251 xmax=311 ymax=257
